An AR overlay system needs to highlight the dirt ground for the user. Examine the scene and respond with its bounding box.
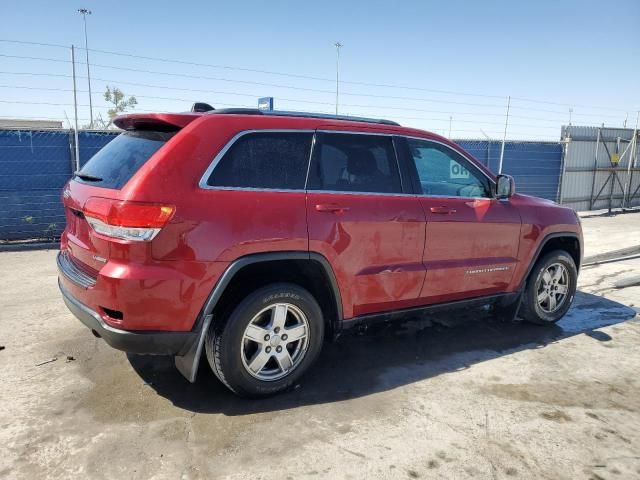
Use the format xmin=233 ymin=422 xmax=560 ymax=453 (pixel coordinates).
xmin=1 ymin=211 xmax=639 ymax=480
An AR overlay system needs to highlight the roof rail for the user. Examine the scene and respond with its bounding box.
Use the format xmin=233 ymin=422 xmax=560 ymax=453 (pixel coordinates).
xmin=207 ymin=108 xmax=400 ymax=126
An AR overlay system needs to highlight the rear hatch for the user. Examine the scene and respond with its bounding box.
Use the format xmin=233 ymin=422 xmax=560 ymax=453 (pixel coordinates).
xmin=61 ymin=113 xmax=197 ymax=275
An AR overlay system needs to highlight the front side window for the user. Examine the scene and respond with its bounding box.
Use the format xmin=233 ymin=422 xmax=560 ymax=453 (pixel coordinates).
xmin=206 ymin=132 xmax=313 ymax=189
xmin=307 ymin=133 xmax=402 ymax=193
xmin=407 ymin=138 xmax=492 ymax=198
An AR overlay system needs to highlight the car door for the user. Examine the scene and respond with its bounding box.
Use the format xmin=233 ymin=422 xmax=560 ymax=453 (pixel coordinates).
xmin=306 ymin=131 xmax=426 ymax=318
xmin=401 ymin=137 xmax=522 ymax=303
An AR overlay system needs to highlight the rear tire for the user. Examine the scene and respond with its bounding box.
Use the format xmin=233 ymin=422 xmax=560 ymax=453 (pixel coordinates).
xmin=205 ymin=283 xmax=324 ymax=397
xmin=520 ymin=250 xmax=577 ymax=325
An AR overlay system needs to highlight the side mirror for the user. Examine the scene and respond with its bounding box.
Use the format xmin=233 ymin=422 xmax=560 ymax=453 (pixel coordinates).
xmin=496 ymin=174 xmax=515 ymax=199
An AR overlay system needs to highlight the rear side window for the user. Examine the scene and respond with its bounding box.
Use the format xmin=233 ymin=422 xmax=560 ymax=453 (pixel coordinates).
xmin=75 ymin=130 xmax=175 ymax=189
xmin=307 ymin=133 xmax=402 ymax=193
xmin=206 ymin=132 xmax=313 ymax=189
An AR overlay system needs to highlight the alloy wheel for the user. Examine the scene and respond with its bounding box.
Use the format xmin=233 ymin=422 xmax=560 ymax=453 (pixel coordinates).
xmin=240 ymin=303 xmax=310 ymax=381
xmin=536 ymin=263 xmax=569 ymax=313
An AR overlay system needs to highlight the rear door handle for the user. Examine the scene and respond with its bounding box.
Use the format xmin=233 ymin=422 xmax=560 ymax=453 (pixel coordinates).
xmin=315 ymin=203 xmax=350 ymax=213
xmin=430 ymin=206 xmax=456 ymax=214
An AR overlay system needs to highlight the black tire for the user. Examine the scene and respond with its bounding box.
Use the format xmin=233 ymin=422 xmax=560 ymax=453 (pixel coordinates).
xmin=520 ymin=249 xmax=577 ymax=325
xmin=205 ymin=283 xmax=324 ymax=397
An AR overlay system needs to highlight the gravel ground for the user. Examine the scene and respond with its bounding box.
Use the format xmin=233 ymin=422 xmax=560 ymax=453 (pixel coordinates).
xmin=1 ymin=211 xmax=639 ymax=480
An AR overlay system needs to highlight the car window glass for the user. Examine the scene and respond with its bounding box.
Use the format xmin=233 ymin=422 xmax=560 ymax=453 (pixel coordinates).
xmin=308 ymin=133 xmax=402 ymax=193
xmin=207 ymin=132 xmax=312 ymax=189
xmin=75 ymin=130 xmax=175 ymax=189
xmin=407 ymin=138 xmax=491 ymax=198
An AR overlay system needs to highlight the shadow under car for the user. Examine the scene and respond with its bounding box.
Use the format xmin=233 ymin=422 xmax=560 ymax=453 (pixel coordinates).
xmin=127 ymin=291 xmax=637 ymax=414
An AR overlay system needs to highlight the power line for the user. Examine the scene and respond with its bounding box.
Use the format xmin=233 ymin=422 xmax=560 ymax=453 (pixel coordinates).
xmin=0 ymin=95 xmax=562 ymax=130
xmin=0 ymin=38 xmax=507 ymax=99
xmin=511 ymin=96 xmax=630 ymax=113
xmin=1 ymin=38 xmax=636 ymax=112
xmin=1 ymin=78 xmax=622 ymax=122
xmin=0 ymin=52 xmax=634 ymax=116
xmin=0 ymin=83 xmax=627 ymax=132
xmin=0 ymin=39 xmax=69 ymax=49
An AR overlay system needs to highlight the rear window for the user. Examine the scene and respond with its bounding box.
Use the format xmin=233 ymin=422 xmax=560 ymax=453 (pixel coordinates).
xmin=206 ymin=132 xmax=312 ymax=190
xmin=74 ymin=130 xmax=175 ymax=189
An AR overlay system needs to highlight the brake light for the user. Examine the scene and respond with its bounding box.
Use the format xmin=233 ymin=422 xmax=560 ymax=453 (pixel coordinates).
xmin=83 ymin=197 xmax=175 ymax=241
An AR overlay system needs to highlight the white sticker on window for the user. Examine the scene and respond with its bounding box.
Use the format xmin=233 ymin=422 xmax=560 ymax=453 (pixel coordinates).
xmin=450 ymin=161 xmax=470 ymax=179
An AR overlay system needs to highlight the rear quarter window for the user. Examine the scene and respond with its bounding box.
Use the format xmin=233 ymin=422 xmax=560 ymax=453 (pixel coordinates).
xmin=75 ymin=130 xmax=175 ymax=189
xmin=205 ymin=132 xmax=313 ymax=190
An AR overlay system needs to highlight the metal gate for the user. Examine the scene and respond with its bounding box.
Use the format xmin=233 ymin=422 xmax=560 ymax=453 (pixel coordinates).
xmin=559 ymin=125 xmax=640 ymax=212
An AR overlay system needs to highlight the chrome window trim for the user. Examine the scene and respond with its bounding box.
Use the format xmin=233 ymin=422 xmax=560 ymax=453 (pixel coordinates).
xmin=307 ymin=190 xmax=417 ymax=198
xmin=414 ymin=194 xmax=498 ymax=201
xmin=197 ymin=128 xmax=497 ymax=200
xmin=198 ymin=129 xmax=315 ymax=191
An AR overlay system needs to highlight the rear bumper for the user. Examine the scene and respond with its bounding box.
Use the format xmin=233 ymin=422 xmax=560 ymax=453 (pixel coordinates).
xmin=59 ymin=279 xmax=197 ymax=355
xmin=56 ymin=246 xmax=228 ymax=332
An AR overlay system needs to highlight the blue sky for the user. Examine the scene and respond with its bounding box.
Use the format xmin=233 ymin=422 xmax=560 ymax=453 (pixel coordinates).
xmin=1 ymin=0 xmax=638 ymax=139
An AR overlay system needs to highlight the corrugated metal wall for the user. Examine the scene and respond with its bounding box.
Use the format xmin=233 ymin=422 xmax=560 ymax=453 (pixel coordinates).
xmin=559 ymin=126 xmax=639 ymax=212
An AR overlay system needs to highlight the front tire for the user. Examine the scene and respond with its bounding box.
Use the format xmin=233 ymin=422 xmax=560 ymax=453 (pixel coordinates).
xmin=520 ymin=250 xmax=577 ymax=324
xmin=205 ymin=283 xmax=324 ymax=397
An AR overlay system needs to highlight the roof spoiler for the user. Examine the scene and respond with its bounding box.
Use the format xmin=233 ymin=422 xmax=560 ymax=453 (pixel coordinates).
xmin=114 ymin=113 xmax=201 ymax=131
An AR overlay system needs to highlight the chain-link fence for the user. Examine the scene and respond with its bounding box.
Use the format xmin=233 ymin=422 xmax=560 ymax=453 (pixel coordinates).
xmin=456 ymin=140 xmax=562 ymax=200
xmin=0 ymin=128 xmax=565 ymax=243
xmin=0 ymin=129 xmax=117 ymax=243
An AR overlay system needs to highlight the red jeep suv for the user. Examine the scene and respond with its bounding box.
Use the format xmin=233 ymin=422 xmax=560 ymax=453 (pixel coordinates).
xmin=58 ymin=108 xmax=582 ymax=396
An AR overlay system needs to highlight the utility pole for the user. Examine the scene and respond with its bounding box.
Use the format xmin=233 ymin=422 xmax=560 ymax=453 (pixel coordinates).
xmin=334 ymin=42 xmax=343 ymax=115
xmin=448 ymin=116 xmax=452 ymax=139
xmin=78 ymin=8 xmax=93 ymax=128
xmin=568 ymin=108 xmax=573 ymax=126
xmin=71 ymin=45 xmax=80 ymax=171
xmin=498 ymin=95 xmax=511 ymax=174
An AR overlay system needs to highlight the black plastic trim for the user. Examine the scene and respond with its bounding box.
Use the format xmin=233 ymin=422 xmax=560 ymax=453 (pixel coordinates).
xmin=191 ymin=251 xmax=342 ymax=333
xmin=517 ymin=232 xmax=582 ymax=290
xmin=59 ymin=280 xmax=196 ymax=356
xmin=340 ymin=292 xmax=520 ymax=330
xmin=392 ymin=135 xmax=421 ymax=195
xmin=174 ymin=251 xmax=343 ymax=382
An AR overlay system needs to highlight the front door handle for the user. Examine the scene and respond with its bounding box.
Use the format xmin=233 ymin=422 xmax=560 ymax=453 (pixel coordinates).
xmin=315 ymin=203 xmax=350 ymax=213
xmin=430 ymin=206 xmax=456 ymax=214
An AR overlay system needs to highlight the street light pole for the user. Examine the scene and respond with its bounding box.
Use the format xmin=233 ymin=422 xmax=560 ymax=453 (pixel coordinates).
xmin=78 ymin=8 xmax=93 ymax=128
xmin=334 ymin=42 xmax=342 ymax=115
xmin=71 ymin=45 xmax=80 ymax=171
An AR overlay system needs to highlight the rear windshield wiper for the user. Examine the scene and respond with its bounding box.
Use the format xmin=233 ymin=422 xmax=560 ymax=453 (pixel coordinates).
xmin=74 ymin=171 xmax=103 ymax=182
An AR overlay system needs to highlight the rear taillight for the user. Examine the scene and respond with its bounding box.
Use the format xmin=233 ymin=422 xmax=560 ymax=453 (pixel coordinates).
xmin=83 ymin=197 xmax=175 ymax=242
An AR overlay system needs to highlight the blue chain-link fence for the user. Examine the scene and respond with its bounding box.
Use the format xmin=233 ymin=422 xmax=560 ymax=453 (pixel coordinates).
xmin=0 ymin=129 xmax=118 ymax=242
xmin=457 ymin=140 xmax=562 ymax=201
xmin=0 ymin=129 xmax=563 ymax=242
